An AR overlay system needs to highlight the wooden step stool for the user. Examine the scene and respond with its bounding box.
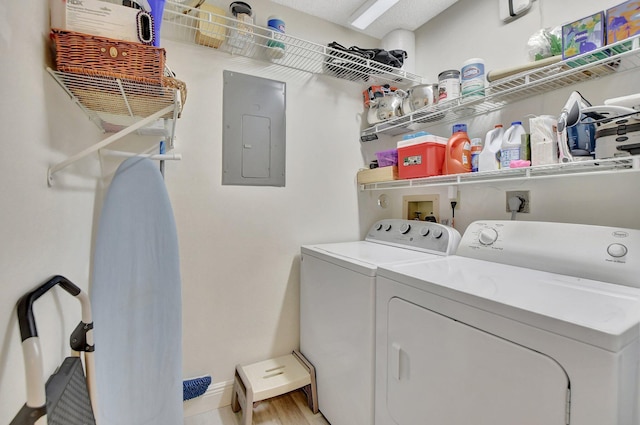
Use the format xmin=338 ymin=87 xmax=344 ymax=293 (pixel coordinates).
xmin=231 ymin=350 xmax=318 ymax=425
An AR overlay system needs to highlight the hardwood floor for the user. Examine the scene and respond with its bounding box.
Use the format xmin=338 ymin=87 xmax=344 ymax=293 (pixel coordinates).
xmin=185 ymin=390 xmax=330 ymax=425
xmin=247 ymin=389 xmax=330 ymax=425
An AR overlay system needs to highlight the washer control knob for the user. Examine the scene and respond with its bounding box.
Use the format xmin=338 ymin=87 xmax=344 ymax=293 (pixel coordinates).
xmin=399 ymin=223 xmax=411 ymax=234
xmin=384 ymin=224 xmax=392 ymax=232
xmin=432 ymin=228 xmax=443 ymax=239
xmin=375 ymin=223 xmax=383 ymax=231
xmin=420 ymin=227 xmax=430 ymax=237
xmin=607 ymin=243 xmax=628 ymax=258
xmin=479 ymin=228 xmax=499 ymax=245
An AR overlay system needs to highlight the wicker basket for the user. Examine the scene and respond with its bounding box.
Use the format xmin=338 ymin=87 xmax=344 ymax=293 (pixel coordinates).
xmin=51 ymin=29 xmax=166 ymax=85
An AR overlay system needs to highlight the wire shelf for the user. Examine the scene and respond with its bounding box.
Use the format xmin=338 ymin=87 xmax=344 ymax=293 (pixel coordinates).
xmin=47 ymin=68 xmax=180 ymax=135
xmin=161 ymin=1 xmax=422 ymax=87
xmin=46 ymin=68 xmax=182 ymax=184
xmin=359 ymin=157 xmax=640 ymax=191
xmin=361 ymin=35 xmax=640 ymax=139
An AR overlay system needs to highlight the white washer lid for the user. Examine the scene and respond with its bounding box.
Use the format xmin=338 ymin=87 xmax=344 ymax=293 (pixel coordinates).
xmin=378 ymin=256 xmax=640 ymax=352
xmin=302 ymin=241 xmax=442 ymax=276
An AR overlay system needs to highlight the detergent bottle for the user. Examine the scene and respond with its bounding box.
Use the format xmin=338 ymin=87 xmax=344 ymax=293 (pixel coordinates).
xmin=478 ymin=124 xmax=503 ymax=172
xmin=500 ymin=121 xmax=526 ymax=169
xmin=444 ymin=124 xmax=472 ymax=175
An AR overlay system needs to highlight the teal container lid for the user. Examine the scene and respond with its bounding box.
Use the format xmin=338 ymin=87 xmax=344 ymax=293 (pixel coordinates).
xmin=402 ymin=131 xmax=429 ymax=140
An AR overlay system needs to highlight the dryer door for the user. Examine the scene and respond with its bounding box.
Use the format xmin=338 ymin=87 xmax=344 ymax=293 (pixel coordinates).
xmin=386 ymin=298 xmax=569 ymax=425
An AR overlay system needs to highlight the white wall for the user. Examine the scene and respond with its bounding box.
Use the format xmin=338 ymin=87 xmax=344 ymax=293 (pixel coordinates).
xmin=0 ymin=0 xmax=377 ymax=421
xmin=358 ymin=0 xmax=640 ymax=233
xmin=0 ymin=0 xmax=103 ymax=421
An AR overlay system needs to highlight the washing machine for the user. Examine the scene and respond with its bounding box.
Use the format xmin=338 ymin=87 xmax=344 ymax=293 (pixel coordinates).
xmin=375 ymin=220 xmax=640 ymax=425
xmin=300 ymin=219 xmax=461 ymax=425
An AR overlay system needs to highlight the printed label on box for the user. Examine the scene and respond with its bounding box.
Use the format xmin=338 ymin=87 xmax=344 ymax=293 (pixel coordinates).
xmin=607 ymin=0 xmax=640 ymax=44
xmin=562 ymin=11 xmax=605 ymax=59
xmin=404 ymin=155 xmax=422 ymax=166
xmin=51 ymin=0 xmax=140 ymax=42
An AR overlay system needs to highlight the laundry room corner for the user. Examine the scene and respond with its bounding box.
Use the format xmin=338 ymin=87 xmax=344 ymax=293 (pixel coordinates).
xmin=357 ymin=0 xmax=640 ymax=236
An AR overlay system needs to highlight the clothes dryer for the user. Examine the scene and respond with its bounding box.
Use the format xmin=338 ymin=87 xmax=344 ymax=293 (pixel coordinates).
xmin=375 ymin=220 xmax=640 ymax=425
xmin=300 ymin=219 xmax=460 ymax=425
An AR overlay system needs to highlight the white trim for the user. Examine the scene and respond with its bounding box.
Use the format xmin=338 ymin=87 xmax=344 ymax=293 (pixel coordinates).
xmin=183 ymin=379 xmax=235 ymax=418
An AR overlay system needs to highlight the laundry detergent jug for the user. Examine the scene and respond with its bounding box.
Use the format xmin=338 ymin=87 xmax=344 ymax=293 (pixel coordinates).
xmin=500 ymin=121 xmax=526 ymax=169
xmin=478 ymin=124 xmax=503 ymax=172
xmin=444 ymin=124 xmax=472 ymax=175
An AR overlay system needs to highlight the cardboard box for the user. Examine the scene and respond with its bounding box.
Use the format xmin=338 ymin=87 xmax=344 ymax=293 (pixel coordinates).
xmin=357 ymin=167 xmax=398 ymax=184
xmin=50 ymin=0 xmax=140 ymax=42
xmin=562 ymin=11 xmax=606 ymax=59
xmin=195 ymin=4 xmax=227 ymax=48
xmin=607 ymin=0 xmax=640 ymax=44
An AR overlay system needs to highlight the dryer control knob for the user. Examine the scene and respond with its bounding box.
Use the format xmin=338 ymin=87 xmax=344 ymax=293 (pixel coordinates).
xmin=607 ymin=243 xmax=628 ymax=258
xmin=384 ymin=224 xmax=392 ymax=231
xmin=399 ymin=223 xmax=411 ymax=234
xmin=420 ymin=227 xmax=430 ymax=237
xmin=375 ymin=223 xmax=383 ymax=231
xmin=432 ymin=228 xmax=443 ymax=239
xmin=479 ymin=228 xmax=499 ymax=245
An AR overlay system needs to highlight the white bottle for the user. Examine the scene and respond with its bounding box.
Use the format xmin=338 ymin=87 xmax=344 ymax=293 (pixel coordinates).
xmin=501 ymin=121 xmax=526 ymax=169
xmin=478 ymin=124 xmax=504 ymax=172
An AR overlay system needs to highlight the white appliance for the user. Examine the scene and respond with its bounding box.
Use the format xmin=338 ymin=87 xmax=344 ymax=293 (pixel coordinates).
xmin=300 ymin=219 xmax=461 ymax=425
xmin=375 ymin=220 xmax=640 ymax=425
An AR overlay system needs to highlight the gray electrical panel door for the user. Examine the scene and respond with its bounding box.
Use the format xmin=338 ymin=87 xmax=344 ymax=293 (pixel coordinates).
xmin=222 ymin=71 xmax=286 ymax=186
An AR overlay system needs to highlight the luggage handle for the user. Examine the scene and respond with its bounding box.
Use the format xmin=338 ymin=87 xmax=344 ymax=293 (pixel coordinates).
xmin=18 ymin=276 xmax=86 ymax=341
xmin=11 ymin=275 xmax=94 ymax=425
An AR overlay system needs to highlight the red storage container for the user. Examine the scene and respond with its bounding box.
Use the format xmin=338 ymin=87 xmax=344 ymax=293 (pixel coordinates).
xmin=397 ymin=137 xmax=447 ymax=179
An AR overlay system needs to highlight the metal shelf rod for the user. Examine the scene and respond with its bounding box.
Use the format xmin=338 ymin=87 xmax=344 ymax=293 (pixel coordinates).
xmin=47 ymin=105 xmax=174 ymax=186
xmin=101 ymin=149 xmax=182 ymax=160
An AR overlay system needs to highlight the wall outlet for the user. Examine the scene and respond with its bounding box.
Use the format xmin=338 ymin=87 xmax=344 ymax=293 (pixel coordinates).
xmin=506 ymin=190 xmax=530 ymax=213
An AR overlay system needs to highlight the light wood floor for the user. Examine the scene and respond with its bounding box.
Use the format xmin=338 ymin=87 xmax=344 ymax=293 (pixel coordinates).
xmin=185 ymin=389 xmax=330 ymax=425
xmin=238 ymin=389 xmax=330 ymax=425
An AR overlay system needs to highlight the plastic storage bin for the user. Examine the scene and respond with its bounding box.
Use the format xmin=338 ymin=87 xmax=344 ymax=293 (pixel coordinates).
xmin=375 ymin=149 xmax=398 ymax=167
xmin=397 ymin=135 xmax=447 ymax=179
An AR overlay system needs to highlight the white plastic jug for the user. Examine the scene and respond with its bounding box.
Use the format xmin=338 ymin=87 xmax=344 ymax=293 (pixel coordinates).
xmin=501 ymin=121 xmax=526 ymax=169
xmin=478 ymin=124 xmax=503 ymax=172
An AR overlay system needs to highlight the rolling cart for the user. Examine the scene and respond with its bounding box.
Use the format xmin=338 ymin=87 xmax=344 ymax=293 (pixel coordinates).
xmin=10 ymin=275 xmax=96 ymax=425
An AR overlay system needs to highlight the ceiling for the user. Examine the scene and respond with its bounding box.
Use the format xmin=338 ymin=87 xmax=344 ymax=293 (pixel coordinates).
xmin=270 ymin=0 xmax=459 ymax=39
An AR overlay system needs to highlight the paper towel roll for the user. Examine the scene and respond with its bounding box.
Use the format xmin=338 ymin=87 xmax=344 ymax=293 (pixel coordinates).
xmin=381 ymin=29 xmax=415 ymax=74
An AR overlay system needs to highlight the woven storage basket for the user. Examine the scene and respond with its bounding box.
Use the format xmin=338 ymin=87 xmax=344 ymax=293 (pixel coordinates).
xmin=51 ymin=29 xmax=166 ymax=85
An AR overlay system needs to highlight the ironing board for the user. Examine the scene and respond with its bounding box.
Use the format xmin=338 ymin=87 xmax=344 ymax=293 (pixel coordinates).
xmin=91 ymin=157 xmax=182 ymax=425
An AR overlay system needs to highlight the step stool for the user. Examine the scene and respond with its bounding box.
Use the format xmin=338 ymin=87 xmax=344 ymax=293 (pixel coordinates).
xmin=231 ymin=350 xmax=318 ymax=425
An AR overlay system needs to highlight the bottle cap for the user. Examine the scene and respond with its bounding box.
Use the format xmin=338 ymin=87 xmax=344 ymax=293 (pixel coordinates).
xmin=453 ymin=123 xmax=467 ymax=133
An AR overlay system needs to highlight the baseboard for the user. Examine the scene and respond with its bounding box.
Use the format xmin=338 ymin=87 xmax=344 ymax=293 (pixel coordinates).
xmin=183 ymin=379 xmax=235 ymax=418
